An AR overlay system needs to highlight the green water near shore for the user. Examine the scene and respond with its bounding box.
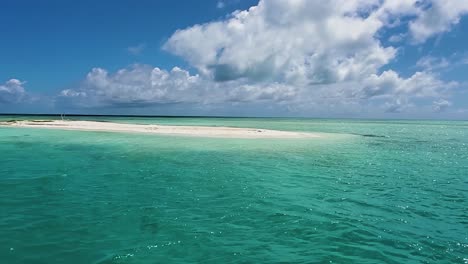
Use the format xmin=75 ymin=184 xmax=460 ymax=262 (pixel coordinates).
xmin=0 ymin=117 xmax=467 ymax=263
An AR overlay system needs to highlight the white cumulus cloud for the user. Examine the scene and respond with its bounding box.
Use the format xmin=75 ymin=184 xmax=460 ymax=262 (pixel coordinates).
xmin=432 ymin=99 xmax=452 ymax=112
xmin=59 ymin=65 xmax=201 ymax=107
xmin=0 ymin=79 xmax=26 ymax=104
xmin=58 ymin=64 xmax=298 ymax=108
xmin=409 ymin=0 xmax=468 ymax=43
xmin=60 ymin=0 xmax=466 ymax=115
xmin=164 ymin=0 xmax=397 ymax=85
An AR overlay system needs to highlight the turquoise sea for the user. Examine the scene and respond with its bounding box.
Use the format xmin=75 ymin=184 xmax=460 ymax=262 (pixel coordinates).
xmin=0 ymin=116 xmax=467 ymax=263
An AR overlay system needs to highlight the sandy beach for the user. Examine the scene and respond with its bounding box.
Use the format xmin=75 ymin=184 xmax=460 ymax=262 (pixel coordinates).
xmin=0 ymin=120 xmax=320 ymax=139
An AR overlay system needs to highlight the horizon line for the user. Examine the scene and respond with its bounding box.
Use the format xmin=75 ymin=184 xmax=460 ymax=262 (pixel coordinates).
xmin=0 ymin=113 xmax=466 ymax=122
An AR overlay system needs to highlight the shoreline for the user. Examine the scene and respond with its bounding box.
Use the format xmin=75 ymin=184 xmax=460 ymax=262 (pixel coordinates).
xmin=0 ymin=120 xmax=321 ymax=139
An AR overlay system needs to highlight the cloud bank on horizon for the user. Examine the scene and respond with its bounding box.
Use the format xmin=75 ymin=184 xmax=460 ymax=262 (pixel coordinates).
xmin=3 ymin=0 xmax=468 ymax=117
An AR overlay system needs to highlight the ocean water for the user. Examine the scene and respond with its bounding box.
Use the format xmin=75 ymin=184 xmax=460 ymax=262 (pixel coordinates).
xmin=0 ymin=116 xmax=467 ymax=263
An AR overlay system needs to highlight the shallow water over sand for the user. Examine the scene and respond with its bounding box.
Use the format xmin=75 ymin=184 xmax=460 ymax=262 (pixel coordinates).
xmin=0 ymin=117 xmax=467 ymax=263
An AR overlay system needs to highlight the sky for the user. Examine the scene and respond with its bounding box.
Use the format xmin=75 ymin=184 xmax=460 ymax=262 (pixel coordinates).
xmin=1 ymin=0 xmax=468 ymax=119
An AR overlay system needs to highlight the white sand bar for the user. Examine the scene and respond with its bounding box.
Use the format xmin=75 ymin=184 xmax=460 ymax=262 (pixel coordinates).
xmin=0 ymin=120 xmax=321 ymax=139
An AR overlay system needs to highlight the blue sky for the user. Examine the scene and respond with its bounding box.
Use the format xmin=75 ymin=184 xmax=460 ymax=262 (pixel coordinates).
xmin=1 ymin=0 xmax=468 ymax=118
xmin=0 ymin=0 xmax=256 ymax=93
